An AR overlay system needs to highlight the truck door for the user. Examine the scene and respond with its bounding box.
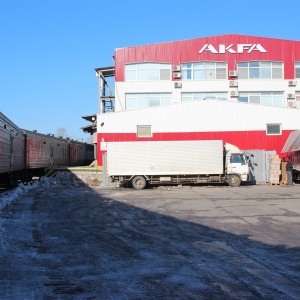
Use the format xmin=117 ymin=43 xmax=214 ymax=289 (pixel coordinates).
xmin=227 ymin=154 xmax=245 ymax=174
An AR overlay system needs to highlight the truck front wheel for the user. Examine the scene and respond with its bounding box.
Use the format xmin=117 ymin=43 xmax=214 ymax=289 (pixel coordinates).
xmin=228 ymin=175 xmax=241 ymax=187
xmin=131 ymin=176 xmax=147 ymax=190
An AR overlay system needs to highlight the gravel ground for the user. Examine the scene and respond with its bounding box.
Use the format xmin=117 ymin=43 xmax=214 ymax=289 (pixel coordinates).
xmin=0 ymin=182 xmax=300 ymax=299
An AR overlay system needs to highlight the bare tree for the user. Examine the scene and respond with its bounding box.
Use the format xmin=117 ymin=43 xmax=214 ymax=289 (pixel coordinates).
xmin=86 ymin=136 xmax=93 ymax=144
xmin=56 ymin=127 xmax=68 ymax=138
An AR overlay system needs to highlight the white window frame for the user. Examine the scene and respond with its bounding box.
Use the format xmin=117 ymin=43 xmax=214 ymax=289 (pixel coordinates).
xmin=125 ymin=93 xmax=172 ymax=110
xmin=181 ymin=92 xmax=227 ymax=102
xmin=181 ymin=62 xmax=227 ymax=80
xmin=125 ymin=63 xmax=171 ymax=81
xmin=238 ymin=92 xmax=284 ymax=107
xmin=237 ymin=61 xmax=283 ymax=79
xmin=295 ymin=62 xmax=300 ymax=78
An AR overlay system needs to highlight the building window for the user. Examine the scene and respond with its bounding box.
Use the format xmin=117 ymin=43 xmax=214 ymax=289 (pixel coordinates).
xmin=125 ymin=63 xmax=171 ymax=81
xmin=237 ymin=62 xmax=283 ymax=79
xmin=137 ymin=125 xmax=152 ymax=138
xmin=181 ymin=62 xmax=227 ymax=80
xmin=266 ymin=124 xmax=281 ymax=135
xmin=181 ymin=92 xmax=227 ymax=102
xmin=295 ymin=62 xmax=300 ymax=78
xmin=238 ymin=92 xmax=284 ymax=107
xmin=126 ymin=93 xmax=171 ymax=110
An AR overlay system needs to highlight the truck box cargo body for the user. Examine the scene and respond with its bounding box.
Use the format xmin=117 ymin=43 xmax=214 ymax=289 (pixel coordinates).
xmin=106 ymin=140 xmax=250 ymax=189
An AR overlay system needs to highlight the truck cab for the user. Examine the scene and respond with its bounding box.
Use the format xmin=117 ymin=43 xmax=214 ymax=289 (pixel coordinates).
xmin=226 ymin=152 xmax=249 ymax=187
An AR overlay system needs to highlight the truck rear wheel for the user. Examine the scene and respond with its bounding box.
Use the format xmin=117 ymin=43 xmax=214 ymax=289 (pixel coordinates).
xmin=228 ymin=175 xmax=241 ymax=187
xmin=132 ymin=176 xmax=146 ymax=190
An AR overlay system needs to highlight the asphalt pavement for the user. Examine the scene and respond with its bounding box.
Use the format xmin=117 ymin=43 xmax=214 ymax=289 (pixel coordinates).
xmin=0 ymin=183 xmax=299 ymax=299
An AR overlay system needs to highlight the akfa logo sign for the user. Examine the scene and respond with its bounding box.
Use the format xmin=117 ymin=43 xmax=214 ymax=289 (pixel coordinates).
xmin=199 ymin=44 xmax=267 ymax=54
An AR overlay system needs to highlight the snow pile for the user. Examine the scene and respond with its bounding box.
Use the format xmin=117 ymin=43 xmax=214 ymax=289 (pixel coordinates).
xmin=0 ymin=182 xmax=34 ymax=210
xmin=0 ymin=172 xmax=85 ymax=211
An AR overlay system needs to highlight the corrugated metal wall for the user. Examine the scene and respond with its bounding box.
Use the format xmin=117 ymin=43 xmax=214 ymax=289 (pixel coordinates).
xmin=244 ymin=150 xmax=276 ymax=184
xmin=115 ymin=34 xmax=300 ymax=81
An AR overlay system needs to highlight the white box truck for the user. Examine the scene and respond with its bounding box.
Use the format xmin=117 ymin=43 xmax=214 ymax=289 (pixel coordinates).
xmin=105 ymin=140 xmax=250 ymax=189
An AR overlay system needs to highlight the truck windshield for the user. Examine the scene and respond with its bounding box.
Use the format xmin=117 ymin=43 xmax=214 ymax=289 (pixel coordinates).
xmin=231 ymin=154 xmax=247 ymax=165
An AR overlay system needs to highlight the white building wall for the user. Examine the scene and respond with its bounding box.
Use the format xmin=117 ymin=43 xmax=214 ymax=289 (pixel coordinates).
xmin=98 ymin=100 xmax=300 ymax=134
xmin=113 ymin=79 xmax=298 ymax=112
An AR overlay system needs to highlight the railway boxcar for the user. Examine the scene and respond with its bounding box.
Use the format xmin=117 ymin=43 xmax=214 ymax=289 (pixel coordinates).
xmin=0 ymin=112 xmax=26 ymax=185
xmin=1 ymin=112 xmax=94 ymax=187
xmin=69 ymin=140 xmax=94 ymax=166
xmin=23 ymin=130 xmax=70 ymax=168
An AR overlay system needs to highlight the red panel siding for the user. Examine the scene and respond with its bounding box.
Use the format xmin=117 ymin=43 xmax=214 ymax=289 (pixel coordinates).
xmin=115 ymin=34 xmax=300 ymax=81
xmin=97 ymin=130 xmax=293 ymax=166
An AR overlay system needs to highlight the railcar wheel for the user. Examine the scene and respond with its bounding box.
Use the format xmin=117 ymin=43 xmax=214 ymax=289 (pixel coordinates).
xmin=228 ymin=175 xmax=241 ymax=187
xmin=131 ymin=176 xmax=146 ymax=190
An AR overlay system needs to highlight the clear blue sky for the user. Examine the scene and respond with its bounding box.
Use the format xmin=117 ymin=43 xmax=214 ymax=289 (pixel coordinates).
xmin=1 ymin=0 xmax=300 ymax=142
